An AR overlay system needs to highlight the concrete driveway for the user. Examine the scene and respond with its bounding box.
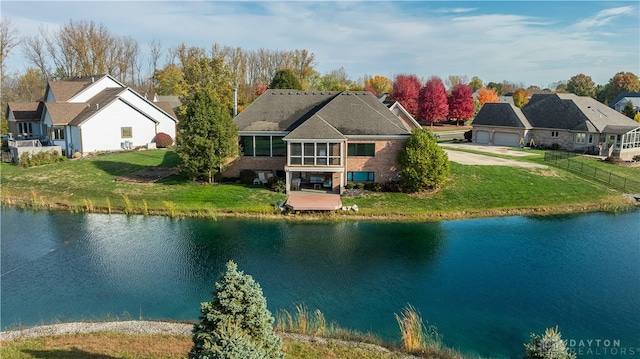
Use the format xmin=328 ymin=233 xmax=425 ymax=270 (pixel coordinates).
xmin=441 ymin=144 xmax=547 ymax=168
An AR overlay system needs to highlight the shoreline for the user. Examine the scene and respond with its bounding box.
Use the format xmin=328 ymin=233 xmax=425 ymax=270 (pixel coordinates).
xmin=2 ymin=196 xmax=637 ymax=222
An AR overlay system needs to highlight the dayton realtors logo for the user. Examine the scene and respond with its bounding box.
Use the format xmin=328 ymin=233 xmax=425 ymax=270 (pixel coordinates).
xmin=568 ymin=339 xmax=639 ymax=356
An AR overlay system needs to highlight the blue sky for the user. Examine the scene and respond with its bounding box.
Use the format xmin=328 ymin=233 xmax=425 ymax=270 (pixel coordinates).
xmin=2 ymin=1 xmax=639 ymax=89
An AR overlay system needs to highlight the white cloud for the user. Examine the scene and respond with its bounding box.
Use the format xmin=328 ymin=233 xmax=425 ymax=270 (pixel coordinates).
xmin=574 ymin=5 xmax=635 ymax=29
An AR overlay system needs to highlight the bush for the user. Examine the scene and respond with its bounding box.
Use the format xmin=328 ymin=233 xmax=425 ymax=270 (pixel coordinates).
xmin=355 ymin=182 xmax=365 ymax=190
xmin=189 ymin=261 xmax=284 ymax=359
xmin=464 ymin=130 xmax=472 ymax=142
xmin=267 ymin=176 xmax=285 ymax=193
xmin=19 ymin=150 xmax=66 ymax=167
xmin=398 ymin=128 xmax=450 ymax=192
xmin=345 ymin=182 xmax=355 ymax=190
xmin=155 ymin=132 xmax=173 ymax=148
xmin=239 ymin=169 xmax=257 ymax=185
xmin=523 ymin=326 xmax=575 ymax=359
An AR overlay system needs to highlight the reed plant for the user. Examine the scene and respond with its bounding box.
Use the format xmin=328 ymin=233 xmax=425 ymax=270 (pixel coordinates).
xmin=277 ymin=304 xmax=329 ymax=335
xmin=142 ymin=199 xmax=149 ymax=216
xmin=105 ymin=197 xmax=112 ymax=214
xmin=122 ymin=195 xmax=133 ymax=215
xmin=83 ymin=199 xmax=94 ymax=212
xmin=395 ymin=304 xmax=442 ymax=353
xmin=163 ymin=200 xmax=177 ymax=218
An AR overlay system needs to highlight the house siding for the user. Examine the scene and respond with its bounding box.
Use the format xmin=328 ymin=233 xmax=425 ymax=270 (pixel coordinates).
xmin=345 ymin=139 xmax=404 ymax=182
xmin=222 ymin=156 xmax=287 ymax=178
xmin=69 ymin=77 xmax=122 ymax=103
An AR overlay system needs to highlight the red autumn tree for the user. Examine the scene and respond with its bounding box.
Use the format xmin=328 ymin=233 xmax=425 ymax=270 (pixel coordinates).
xmin=389 ymin=74 xmax=421 ymax=117
xmin=477 ymin=87 xmax=499 ymax=106
xmin=448 ymin=83 xmax=475 ymax=124
xmin=255 ymin=83 xmax=268 ymax=96
xmin=418 ymin=76 xmax=449 ymax=124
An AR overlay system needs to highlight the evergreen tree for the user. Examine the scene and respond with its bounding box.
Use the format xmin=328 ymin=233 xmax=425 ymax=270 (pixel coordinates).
xmin=176 ymin=89 xmax=237 ymax=184
xmin=622 ymin=100 xmax=636 ymax=119
xmin=189 ymin=261 xmax=284 ymax=359
xmin=523 ymin=326 xmax=575 ymax=359
xmin=398 ymin=128 xmax=449 ymax=192
xmin=269 ymin=69 xmax=302 ymax=90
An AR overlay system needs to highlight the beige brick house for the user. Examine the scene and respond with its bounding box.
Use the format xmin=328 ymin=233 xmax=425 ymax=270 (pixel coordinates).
xmin=472 ymin=93 xmax=640 ymax=161
xmin=223 ymin=90 xmax=420 ymax=193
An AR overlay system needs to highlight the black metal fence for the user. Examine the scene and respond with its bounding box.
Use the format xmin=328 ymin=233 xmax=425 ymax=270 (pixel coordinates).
xmin=543 ymin=151 xmax=640 ymax=193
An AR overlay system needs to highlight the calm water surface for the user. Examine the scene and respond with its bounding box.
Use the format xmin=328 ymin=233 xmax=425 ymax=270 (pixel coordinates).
xmin=1 ymin=207 xmax=639 ymax=358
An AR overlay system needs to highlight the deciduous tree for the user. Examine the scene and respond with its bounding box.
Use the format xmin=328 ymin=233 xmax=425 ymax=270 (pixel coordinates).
xmin=176 ymin=88 xmax=237 ymax=184
xmin=566 ymin=73 xmax=596 ymax=97
xmin=447 ymin=83 xmax=474 ymax=124
xmin=189 ymin=260 xmax=283 ymax=359
xmin=0 ymin=17 xmax=19 ymax=76
xmin=477 ymin=87 xmax=499 ymax=106
xmin=512 ymin=88 xmax=529 ymax=108
xmin=469 ymin=76 xmax=483 ymax=92
xmin=364 ymin=75 xmax=391 ymax=96
xmin=605 ymin=71 xmax=640 ymax=104
xmin=418 ymin=76 xmax=448 ymax=123
xmin=154 ymin=63 xmax=186 ymax=96
xmin=390 ymin=74 xmax=421 ymax=117
xmin=398 ymin=128 xmax=449 ymax=192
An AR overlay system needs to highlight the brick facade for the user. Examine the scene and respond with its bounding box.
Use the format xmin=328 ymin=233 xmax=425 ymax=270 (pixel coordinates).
xmin=345 ymin=139 xmax=404 ymax=182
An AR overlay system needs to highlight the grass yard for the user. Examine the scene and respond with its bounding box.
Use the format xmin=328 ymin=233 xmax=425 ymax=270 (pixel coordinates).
xmin=1 ymin=148 xmax=636 ymax=219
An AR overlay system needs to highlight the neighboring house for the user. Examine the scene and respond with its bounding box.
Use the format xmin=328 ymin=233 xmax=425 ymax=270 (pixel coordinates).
xmin=6 ymin=74 xmax=177 ymax=158
xmin=609 ymin=92 xmax=640 ymax=113
xmin=223 ymin=89 xmax=421 ymax=193
xmin=472 ymin=93 xmax=640 ymax=161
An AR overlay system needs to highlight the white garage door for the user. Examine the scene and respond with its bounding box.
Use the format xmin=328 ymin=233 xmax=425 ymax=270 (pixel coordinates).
xmin=476 ymin=131 xmax=490 ymax=144
xmin=493 ymin=132 xmax=520 ymax=147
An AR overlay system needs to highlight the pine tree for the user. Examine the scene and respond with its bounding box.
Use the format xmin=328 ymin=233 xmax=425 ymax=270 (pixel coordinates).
xmin=189 ymin=261 xmax=284 ymax=359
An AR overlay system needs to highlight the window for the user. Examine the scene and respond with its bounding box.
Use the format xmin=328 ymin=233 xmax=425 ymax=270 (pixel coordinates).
xmin=348 ymin=143 xmax=375 ymax=156
xmin=272 ymin=137 xmax=286 ymax=156
xmin=551 ymin=131 xmax=559 ymax=138
xmin=575 ymin=133 xmax=586 ymax=144
xmin=303 ymin=143 xmax=315 ymax=165
xmin=254 ymin=136 xmax=271 ymax=156
xmin=288 ymin=141 xmax=342 ymax=166
xmin=51 ymin=127 xmax=65 ymax=140
xmin=347 ymin=171 xmax=375 ymax=182
xmin=240 ymin=136 xmax=254 ymax=156
xmin=18 ymin=122 xmax=33 ymax=135
xmin=121 ymin=127 xmax=132 ymax=138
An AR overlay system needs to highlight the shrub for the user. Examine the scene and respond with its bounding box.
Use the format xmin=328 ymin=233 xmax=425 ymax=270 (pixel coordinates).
xmin=19 ymin=150 xmax=66 ymax=167
xmin=464 ymin=130 xmax=472 ymax=142
xmin=239 ymin=169 xmax=257 ymax=185
xmin=189 ymin=260 xmax=283 ymax=359
xmin=523 ymin=326 xmax=575 ymax=359
xmin=355 ymin=182 xmax=365 ymax=190
xmin=155 ymin=132 xmax=173 ymax=148
xmin=398 ymin=128 xmax=450 ymax=192
xmin=267 ymin=176 xmax=285 ymax=193
xmin=345 ymin=182 xmax=355 ymax=190
xmin=395 ymin=304 xmax=442 ymax=353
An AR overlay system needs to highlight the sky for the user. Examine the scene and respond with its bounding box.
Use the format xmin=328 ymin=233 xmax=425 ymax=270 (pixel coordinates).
xmin=2 ymin=1 xmax=639 ymax=89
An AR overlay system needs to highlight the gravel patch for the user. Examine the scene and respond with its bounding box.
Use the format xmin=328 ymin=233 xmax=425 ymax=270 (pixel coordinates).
xmin=0 ymin=321 xmax=193 ymax=341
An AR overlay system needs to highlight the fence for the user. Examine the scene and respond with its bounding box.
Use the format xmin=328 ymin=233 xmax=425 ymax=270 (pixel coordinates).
xmin=543 ymin=151 xmax=640 ymax=193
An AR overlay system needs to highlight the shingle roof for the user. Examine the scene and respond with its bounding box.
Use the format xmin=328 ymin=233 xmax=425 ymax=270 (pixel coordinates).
xmin=609 ymin=92 xmax=640 ymax=107
xmin=235 ymin=90 xmax=411 ymax=137
xmin=44 ymin=103 xmax=88 ymax=125
xmin=473 ymin=103 xmax=531 ymax=128
xmin=522 ymin=94 xmax=590 ymax=130
xmin=48 ymin=75 xmax=109 ymax=102
xmin=284 ymin=115 xmax=346 ymax=140
xmin=68 ymin=88 xmax=124 ymax=126
xmin=7 ymin=102 xmax=44 ymax=121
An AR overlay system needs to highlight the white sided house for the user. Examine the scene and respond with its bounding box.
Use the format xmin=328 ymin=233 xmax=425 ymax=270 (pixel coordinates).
xmin=6 ymin=74 xmax=177 ymax=158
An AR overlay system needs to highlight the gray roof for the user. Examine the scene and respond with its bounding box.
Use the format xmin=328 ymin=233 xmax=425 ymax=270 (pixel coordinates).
xmin=284 ymin=115 xmax=345 ymax=140
xmin=473 ymin=103 xmax=531 ymax=128
xmin=609 ymin=92 xmax=640 ymax=107
xmin=476 ymin=93 xmax=639 ymax=134
xmin=235 ymin=90 xmax=411 ymax=137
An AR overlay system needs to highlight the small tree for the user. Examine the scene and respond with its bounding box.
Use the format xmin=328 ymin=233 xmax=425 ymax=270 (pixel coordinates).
xmin=398 ymin=128 xmax=449 ymax=192
xmin=269 ymin=69 xmax=303 ymax=90
xmin=189 ymin=260 xmax=284 ymax=359
xmin=176 ymin=88 xmax=237 ymax=184
xmin=523 ymin=326 xmax=575 ymax=359
xmin=622 ymin=100 xmax=636 ymax=119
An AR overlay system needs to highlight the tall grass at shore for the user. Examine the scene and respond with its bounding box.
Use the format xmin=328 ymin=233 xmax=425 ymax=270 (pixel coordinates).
xmin=395 ymin=304 xmax=442 ymax=352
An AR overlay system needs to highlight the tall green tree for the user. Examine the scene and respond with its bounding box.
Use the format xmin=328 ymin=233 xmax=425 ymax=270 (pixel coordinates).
xmin=189 ymin=261 xmax=284 ymax=359
xmin=622 ymin=100 xmax=637 ymax=119
xmin=269 ymin=68 xmax=302 ymax=90
xmin=398 ymin=128 xmax=449 ymax=192
xmin=176 ymin=89 xmax=237 ymax=184
xmin=566 ymin=73 xmax=596 ymax=97
xmin=182 ymin=57 xmax=235 ymax=112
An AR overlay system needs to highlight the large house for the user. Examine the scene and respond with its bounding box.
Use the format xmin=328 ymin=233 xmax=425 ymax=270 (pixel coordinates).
xmin=472 ymin=93 xmax=640 ymax=161
xmin=223 ymin=90 xmax=420 ymax=193
xmin=6 ymin=74 xmax=177 ymax=158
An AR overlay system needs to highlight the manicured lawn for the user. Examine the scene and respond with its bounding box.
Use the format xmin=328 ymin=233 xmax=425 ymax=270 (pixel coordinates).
xmin=1 ymin=149 xmax=633 ymax=219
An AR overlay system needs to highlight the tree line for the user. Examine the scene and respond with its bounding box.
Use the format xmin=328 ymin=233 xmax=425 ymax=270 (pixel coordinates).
xmin=2 ymin=17 xmax=639 ymax=129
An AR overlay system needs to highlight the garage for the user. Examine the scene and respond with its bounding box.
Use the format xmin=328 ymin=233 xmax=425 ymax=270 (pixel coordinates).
xmin=493 ymin=132 xmax=521 ymax=147
xmin=476 ymin=130 xmax=490 ymax=144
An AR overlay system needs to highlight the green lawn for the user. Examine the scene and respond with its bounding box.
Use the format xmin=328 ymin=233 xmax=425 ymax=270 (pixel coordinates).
xmin=1 ymin=149 xmax=635 ymax=219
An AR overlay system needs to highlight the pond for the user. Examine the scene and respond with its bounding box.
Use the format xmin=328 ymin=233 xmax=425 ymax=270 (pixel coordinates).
xmin=1 ymin=207 xmax=639 ymax=358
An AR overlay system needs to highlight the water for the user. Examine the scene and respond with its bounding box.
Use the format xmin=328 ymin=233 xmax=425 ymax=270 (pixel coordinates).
xmin=1 ymin=207 xmax=639 ymax=358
